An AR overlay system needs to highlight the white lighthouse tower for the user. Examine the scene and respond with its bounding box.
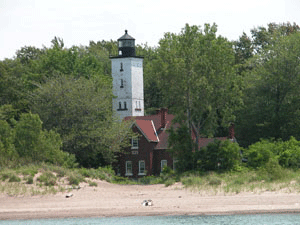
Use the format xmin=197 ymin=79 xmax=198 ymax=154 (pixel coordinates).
xmin=110 ymin=30 xmax=144 ymax=120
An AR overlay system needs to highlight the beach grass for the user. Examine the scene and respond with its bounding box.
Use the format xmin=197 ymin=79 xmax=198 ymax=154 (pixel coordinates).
xmin=1 ymin=163 xmax=300 ymax=196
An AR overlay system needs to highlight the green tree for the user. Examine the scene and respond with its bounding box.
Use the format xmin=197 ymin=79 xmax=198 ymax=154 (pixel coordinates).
xmin=31 ymin=75 xmax=132 ymax=168
xmin=13 ymin=112 xmax=72 ymax=166
xmin=0 ymin=120 xmax=18 ymax=167
xmin=233 ymin=32 xmax=254 ymax=65
xmin=0 ymin=59 xmax=30 ymax=112
xmin=168 ymin=122 xmax=197 ymax=173
xmin=155 ymin=23 xmax=243 ymax=137
xmin=251 ymin=22 xmax=300 ymax=53
xmin=236 ymin=31 xmax=300 ymax=146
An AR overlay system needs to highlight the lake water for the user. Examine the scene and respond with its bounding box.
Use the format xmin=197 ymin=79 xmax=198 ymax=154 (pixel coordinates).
xmin=1 ymin=214 xmax=300 ymax=225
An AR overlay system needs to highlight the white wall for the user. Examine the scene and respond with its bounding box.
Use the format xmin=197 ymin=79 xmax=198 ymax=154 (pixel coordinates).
xmin=111 ymin=57 xmax=144 ymax=120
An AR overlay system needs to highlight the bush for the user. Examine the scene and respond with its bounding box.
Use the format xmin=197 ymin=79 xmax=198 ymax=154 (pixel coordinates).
xmin=52 ymin=166 xmax=67 ymax=177
xmin=8 ymin=174 xmax=21 ymax=182
xmin=277 ymin=137 xmax=300 ymax=168
xmin=88 ymin=181 xmax=98 ymax=187
xmin=257 ymin=158 xmax=285 ymax=181
xmin=68 ymin=173 xmax=85 ymax=185
xmin=37 ymin=172 xmax=57 ymax=186
xmin=26 ymin=176 xmax=34 ymax=184
xmin=78 ymin=168 xmax=91 ymax=177
xmin=208 ymin=177 xmax=222 ymax=186
xmin=196 ymin=139 xmax=241 ymax=171
xmin=20 ymin=166 xmax=38 ymax=177
xmin=1 ymin=172 xmax=11 ymax=181
xmin=139 ymin=176 xmax=162 ymax=185
xmin=245 ymin=139 xmax=277 ymax=168
xmin=112 ymin=176 xmax=136 ymax=184
xmin=164 ymin=178 xmax=176 ymax=187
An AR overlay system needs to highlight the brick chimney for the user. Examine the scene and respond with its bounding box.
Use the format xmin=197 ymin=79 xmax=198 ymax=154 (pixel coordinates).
xmin=229 ymin=123 xmax=235 ymax=139
xmin=160 ymin=108 xmax=168 ymax=129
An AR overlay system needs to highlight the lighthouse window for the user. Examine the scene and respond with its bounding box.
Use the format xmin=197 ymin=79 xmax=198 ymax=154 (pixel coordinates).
xmin=124 ymin=101 xmax=127 ymax=109
xmin=118 ymin=102 xmax=122 ymax=109
xmin=120 ymin=79 xmax=124 ymax=88
xmin=120 ymin=63 xmax=123 ymax=71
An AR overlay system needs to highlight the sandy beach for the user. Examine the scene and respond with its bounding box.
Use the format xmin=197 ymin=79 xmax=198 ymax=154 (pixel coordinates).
xmin=1 ymin=180 xmax=300 ymax=220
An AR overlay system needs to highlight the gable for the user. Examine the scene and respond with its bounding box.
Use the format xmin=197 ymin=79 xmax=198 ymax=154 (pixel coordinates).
xmin=134 ymin=120 xmax=159 ymax=142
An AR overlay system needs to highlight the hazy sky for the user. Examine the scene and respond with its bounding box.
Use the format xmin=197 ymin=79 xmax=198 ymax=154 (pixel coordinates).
xmin=1 ymin=0 xmax=299 ymax=60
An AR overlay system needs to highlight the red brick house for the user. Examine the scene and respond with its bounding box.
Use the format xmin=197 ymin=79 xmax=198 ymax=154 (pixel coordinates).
xmin=117 ymin=108 xmax=235 ymax=178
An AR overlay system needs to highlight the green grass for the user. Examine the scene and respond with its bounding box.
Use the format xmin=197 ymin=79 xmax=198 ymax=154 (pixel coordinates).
xmin=88 ymin=181 xmax=98 ymax=187
xmin=179 ymin=167 xmax=300 ymax=195
xmin=1 ymin=163 xmax=300 ymax=196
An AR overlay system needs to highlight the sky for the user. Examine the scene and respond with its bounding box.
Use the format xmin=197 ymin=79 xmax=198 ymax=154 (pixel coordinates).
xmin=1 ymin=0 xmax=300 ymax=60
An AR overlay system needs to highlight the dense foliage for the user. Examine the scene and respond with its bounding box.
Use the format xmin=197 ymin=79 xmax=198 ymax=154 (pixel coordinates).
xmin=0 ymin=107 xmax=76 ymax=168
xmin=1 ymin=22 xmax=300 ymax=174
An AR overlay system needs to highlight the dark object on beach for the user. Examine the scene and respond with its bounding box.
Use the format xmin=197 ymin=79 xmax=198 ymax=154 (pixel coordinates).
xmin=142 ymin=199 xmax=153 ymax=206
xmin=66 ymin=193 xmax=73 ymax=198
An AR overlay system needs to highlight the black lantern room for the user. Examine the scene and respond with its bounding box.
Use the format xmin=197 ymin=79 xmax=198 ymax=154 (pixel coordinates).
xmin=118 ymin=30 xmax=135 ymax=57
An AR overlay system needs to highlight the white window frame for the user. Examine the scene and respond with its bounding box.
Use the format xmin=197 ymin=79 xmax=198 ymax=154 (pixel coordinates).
xmin=131 ymin=137 xmax=138 ymax=149
xmin=161 ymin=160 xmax=167 ymax=172
xmin=138 ymin=160 xmax=146 ymax=175
xmin=125 ymin=161 xmax=133 ymax=176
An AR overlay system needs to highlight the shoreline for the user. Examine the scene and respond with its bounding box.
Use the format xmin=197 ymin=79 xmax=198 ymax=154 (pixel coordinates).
xmin=1 ymin=181 xmax=300 ymax=220
xmin=2 ymin=209 xmax=300 ymax=221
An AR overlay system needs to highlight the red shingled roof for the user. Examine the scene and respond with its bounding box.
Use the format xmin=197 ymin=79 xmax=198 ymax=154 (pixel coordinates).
xmin=125 ymin=110 xmax=231 ymax=150
xmin=198 ymin=137 xmax=227 ymax=148
xmin=135 ymin=120 xmax=158 ymax=142
xmin=125 ymin=113 xmax=175 ymax=146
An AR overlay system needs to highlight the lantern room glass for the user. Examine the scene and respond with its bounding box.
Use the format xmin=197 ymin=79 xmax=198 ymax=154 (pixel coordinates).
xmin=119 ymin=40 xmax=135 ymax=48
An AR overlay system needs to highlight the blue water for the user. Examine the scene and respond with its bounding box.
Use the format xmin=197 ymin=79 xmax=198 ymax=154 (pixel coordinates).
xmin=1 ymin=214 xmax=300 ymax=225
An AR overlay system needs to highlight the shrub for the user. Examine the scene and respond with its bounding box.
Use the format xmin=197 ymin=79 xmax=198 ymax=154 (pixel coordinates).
xmin=112 ymin=176 xmax=136 ymax=184
xmin=257 ymin=158 xmax=285 ymax=181
xmin=245 ymin=139 xmax=277 ymax=168
xmin=277 ymin=137 xmax=300 ymax=168
xmin=164 ymin=178 xmax=176 ymax=187
xmin=79 ymin=168 xmax=91 ymax=177
xmin=68 ymin=173 xmax=85 ymax=185
xmin=196 ymin=139 xmax=241 ymax=172
xmin=88 ymin=181 xmax=98 ymax=187
xmin=139 ymin=176 xmax=162 ymax=185
xmin=208 ymin=177 xmax=222 ymax=186
xmin=26 ymin=176 xmax=34 ymax=184
xmin=8 ymin=174 xmax=21 ymax=183
xmin=20 ymin=167 xmax=38 ymax=177
xmin=37 ymin=172 xmax=57 ymax=186
xmin=53 ymin=167 xmax=67 ymax=177
xmin=1 ymin=172 xmax=11 ymax=181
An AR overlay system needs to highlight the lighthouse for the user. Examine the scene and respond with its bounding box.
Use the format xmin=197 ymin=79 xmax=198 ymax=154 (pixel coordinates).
xmin=110 ymin=30 xmax=144 ymax=120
